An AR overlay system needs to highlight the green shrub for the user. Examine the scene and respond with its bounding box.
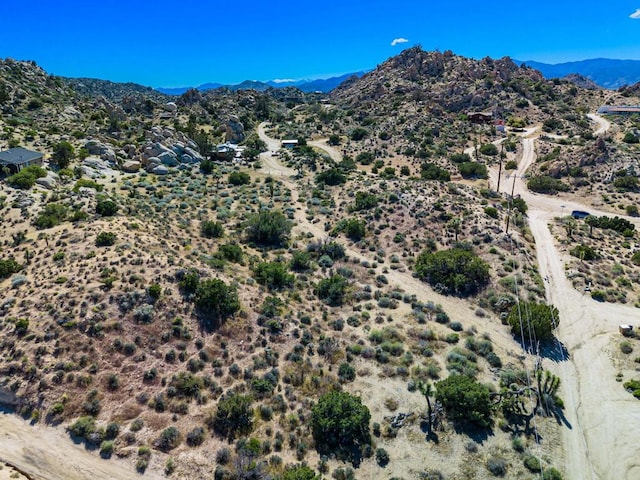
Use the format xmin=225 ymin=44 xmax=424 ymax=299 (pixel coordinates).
xmin=420 ymin=162 xmax=450 ymax=182
xmin=435 ymin=374 xmax=492 ymax=428
xmin=218 ymin=243 xmax=243 ymax=263
xmin=169 ymin=371 xmax=204 ymax=397
xmin=338 ymin=363 xmax=356 ymax=382
xmin=148 ymin=283 xmax=162 ymax=300
xmin=484 ymin=207 xmax=499 ymax=218
xmin=351 ymin=192 xmax=378 ymax=211
xmin=316 ymin=275 xmax=349 ymax=306
xmin=350 ymin=128 xmax=368 ymax=141
xmin=253 ymin=261 xmax=294 ymax=290
xmin=527 ymin=176 xmax=569 ymax=194
xmin=620 ymin=341 xmax=633 ymax=354
xmin=414 ymin=248 xmax=490 ymax=296
xmin=290 ymin=250 xmax=312 ymax=271
xmin=200 ymin=159 xmax=215 ymax=174
xmin=7 ymin=165 xmax=46 ymax=189
xmin=209 ymin=393 xmax=254 ymax=440
xmin=51 ymin=141 xmax=74 ymax=169
xmin=542 ymin=468 xmax=563 ymax=480
xmin=99 ymin=440 xmax=114 ymax=458
xmin=276 ymin=464 xmax=319 ymax=480
xmin=585 ymin=215 xmax=634 ymax=234
xmin=614 ymin=176 xmax=639 ymax=192
xmin=0 ymin=258 xmax=22 ymax=279
xmin=68 ymin=416 xmax=96 ymax=438
xmin=194 ymin=279 xmax=240 ymax=329
xmin=506 ymin=301 xmax=559 ymax=341
xmin=14 ymin=318 xmax=29 ymax=335
xmin=334 ymin=218 xmax=366 ymax=241
xmin=311 ymin=391 xmax=370 ymax=459
xmin=73 ymin=179 xmax=103 ymax=192
xmin=245 ymin=210 xmax=292 ymax=247
xmin=315 ymin=168 xmax=346 ymax=186
xmin=186 ymin=426 xmax=206 ymax=447
xmin=375 ymin=448 xmax=390 ymax=466
xmin=458 ymin=162 xmax=488 ymax=179
xmin=479 ymin=144 xmax=498 ymax=156
xmin=155 ymin=426 xmax=181 ymax=451
xmin=523 ymin=454 xmax=542 ymax=472
xmin=34 ymin=203 xmax=67 ymax=229
xmin=450 ymin=153 xmax=471 ymax=163
xmin=95 ymin=231 xmax=117 ymax=246
xmin=228 ymin=171 xmax=250 ymax=185
xmin=95 ymin=198 xmax=118 ymax=216
xmin=569 ymin=244 xmax=600 ymax=261
xmin=356 ymin=152 xmax=374 ymax=165
xmin=201 ymin=220 xmax=224 ymax=238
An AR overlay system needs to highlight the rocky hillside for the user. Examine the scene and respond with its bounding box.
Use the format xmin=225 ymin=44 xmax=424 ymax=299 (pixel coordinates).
xmin=0 ymin=59 xmax=77 ymax=115
xmin=2 ymin=49 xmax=631 ymax=480
xmin=64 ymin=77 xmax=169 ymax=103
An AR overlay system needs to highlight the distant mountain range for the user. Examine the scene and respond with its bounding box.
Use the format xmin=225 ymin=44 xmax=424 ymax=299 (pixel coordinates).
xmin=156 ymin=72 xmax=368 ymax=95
xmin=157 ymin=58 xmax=640 ymax=96
xmin=517 ymin=58 xmax=640 ymax=89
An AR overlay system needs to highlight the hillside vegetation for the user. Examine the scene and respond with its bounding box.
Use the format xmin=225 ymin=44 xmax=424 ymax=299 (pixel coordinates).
xmin=1 ymin=48 xmax=639 ymax=479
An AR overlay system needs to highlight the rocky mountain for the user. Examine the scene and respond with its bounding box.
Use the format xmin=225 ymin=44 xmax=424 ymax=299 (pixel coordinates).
xmin=63 ymin=77 xmax=169 ymax=103
xmin=325 ymin=46 xmax=603 ymax=149
xmin=0 ymin=58 xmax=77 ymax=114
xmin=519 ymin=58 xmax=640 ymax=89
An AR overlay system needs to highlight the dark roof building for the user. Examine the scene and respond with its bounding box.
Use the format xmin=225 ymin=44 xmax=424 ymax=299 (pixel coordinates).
xmin=467 ymin=112 xmax=493 ymax=124
xmin=0 ymin=147 xmax=44 ymax=173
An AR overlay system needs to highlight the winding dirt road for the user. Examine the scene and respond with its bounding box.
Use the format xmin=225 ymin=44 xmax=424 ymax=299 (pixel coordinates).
xmin=489 ymin=115 xmax=640 ymax=480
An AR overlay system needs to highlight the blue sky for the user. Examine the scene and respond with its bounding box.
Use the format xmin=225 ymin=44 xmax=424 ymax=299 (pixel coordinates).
xmin=1 ymin=1 xmax=639 ymax=87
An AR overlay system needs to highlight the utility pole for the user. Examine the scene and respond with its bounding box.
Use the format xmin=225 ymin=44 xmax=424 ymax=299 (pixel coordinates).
xmin=505 ymin=173 xmax=518 ymax=234
xmin=496 ymin=143 xmax=504 ymax=193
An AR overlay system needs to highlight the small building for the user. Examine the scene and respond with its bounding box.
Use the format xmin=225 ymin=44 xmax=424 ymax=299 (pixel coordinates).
xmin=214 ymin=143 xmax=239 ymax=161
xmin=597 ymin=105 xmax=640 ymax=115
xmin=282 ymin=139 xmax=299 ymax=149
xmin=0 ymin=147 xmax=44 ymax=173
xmin=467 ymin=112 xmax=493 ymax=124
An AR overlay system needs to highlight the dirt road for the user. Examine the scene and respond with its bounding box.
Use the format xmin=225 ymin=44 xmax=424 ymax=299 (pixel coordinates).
xmin=307 ymin=139 xmax=343 ymax=163
xmin=257 ymin=122 xmax=297 ymax=177
xmin=489 ymin=114 xmax=640 ymax=479
xmin=0 ymin=410 xmax=161 ymax=480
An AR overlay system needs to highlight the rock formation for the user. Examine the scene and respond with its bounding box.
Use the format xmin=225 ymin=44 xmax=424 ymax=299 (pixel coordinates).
xmin=225 ymin=115 xmax=245 ymax=144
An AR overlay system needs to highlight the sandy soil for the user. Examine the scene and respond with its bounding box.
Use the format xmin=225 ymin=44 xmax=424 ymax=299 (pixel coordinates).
xmin=488 ymin=114 xmax=640 ymax=480
xmin=307 ymin=138 xmax=343 ymax=163
xmin=0 ymin=462 xmax=29 ymax=480
xmin=0 ymin=411 xmax=162 ymax=480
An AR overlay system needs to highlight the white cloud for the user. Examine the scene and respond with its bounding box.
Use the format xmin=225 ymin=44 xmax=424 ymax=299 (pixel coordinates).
xmin=391 ymin=38 xmax=409 ymax=46
xmin=630 ymin=9 xmax=640 ymax=18
xmin=272 ymin=79 xmax=296 ymax=83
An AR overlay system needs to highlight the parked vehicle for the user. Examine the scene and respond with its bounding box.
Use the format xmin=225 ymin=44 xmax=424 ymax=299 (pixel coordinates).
xmin=571 ymin=210 xmax=590 ymax=219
